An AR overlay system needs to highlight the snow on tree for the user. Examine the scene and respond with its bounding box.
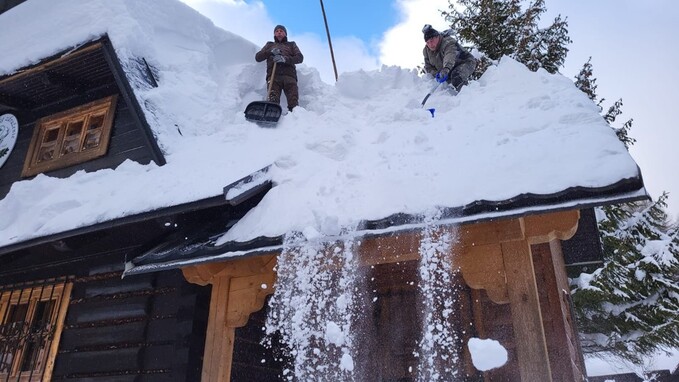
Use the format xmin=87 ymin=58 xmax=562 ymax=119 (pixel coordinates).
xmin=441 ymin=0 xmax=571 ymax=77
xmin=440 ymin=0 xmax=679 ymax=365
xmin=571 ymin=59 xmax=679 ymax=362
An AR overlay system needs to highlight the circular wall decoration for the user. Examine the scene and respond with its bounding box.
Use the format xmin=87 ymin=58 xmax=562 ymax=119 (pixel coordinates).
xmin=0 ymin=114 xmax=19 ymax=169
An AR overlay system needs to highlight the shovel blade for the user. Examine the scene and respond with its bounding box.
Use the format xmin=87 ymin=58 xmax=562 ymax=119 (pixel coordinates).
xmin=244 ymin=101 xmax=282 ymax=126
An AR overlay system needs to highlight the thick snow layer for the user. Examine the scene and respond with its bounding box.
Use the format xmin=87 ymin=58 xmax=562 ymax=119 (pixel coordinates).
xmin=0 ymin=0 xmax=642 ymax=248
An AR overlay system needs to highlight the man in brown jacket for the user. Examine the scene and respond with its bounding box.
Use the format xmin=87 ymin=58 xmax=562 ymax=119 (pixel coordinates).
xmin=255 ymin=25 xmax=304 ymax=112
xmin=422 ymin=24 xmax=476 ymax=91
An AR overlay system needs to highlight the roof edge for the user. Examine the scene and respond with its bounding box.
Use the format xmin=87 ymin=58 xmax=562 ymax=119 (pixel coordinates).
xmin=123 ymin=187 xmax=648 ymax=277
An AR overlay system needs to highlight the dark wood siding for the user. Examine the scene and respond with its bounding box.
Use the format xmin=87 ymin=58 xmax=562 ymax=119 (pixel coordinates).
xmin=0 ymin=220 xmax=209 ymax=382
xmin=0 ymin=94 xmax=157 ymax=199
xmin=561 ymin=208 xmax=604 ymax=275
xmin=52 ymin=269 xmax=208 ymax=382
xmin=232 ymin=298 xmax=288 ymax=382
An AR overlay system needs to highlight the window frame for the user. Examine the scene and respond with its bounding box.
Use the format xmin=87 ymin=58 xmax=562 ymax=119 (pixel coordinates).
xmin=0 ymin=280 xmax=72 ymax=382
xmin=21 ymin=95 xmax=118 ymax=178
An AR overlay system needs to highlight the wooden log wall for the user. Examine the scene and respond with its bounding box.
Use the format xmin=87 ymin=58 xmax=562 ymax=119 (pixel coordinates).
xmin=49 ymin=268 xmax=209 ymax=382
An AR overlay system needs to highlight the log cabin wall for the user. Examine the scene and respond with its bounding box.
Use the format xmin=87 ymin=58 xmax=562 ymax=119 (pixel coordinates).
xmin=52 ymin=269 xmax=209 ymax=382
xmin=0 ymin=244 xmax=210 ymax=382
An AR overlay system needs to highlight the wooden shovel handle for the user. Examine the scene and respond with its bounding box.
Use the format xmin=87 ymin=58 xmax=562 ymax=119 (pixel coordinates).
xmin=266 ymin=61 xmax=278 ymax=99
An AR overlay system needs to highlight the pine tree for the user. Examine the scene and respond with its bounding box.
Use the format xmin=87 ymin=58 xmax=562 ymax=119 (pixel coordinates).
xmin=570 ymin=60 xmax=679 ymax=362
xmin=573 ymin=194 xmax=679 ymax=362
xmin=440 ymin=0 xmax=679 ymax=365
xmin=441 ymin=0 xmax=571 ymax=76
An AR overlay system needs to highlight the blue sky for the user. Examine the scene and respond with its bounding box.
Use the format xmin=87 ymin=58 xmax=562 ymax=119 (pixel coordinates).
xmin=263 ymin=0 xmax=399 ymax=47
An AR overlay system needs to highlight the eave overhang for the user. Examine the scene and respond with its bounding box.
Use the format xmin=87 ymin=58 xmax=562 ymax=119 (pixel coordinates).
xmin=122 ymin=169 xmax=648 ymax=277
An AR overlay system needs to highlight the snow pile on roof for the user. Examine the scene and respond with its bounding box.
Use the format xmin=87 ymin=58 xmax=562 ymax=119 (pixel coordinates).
xmin=0 ymin=0 xmax=643 ymax=248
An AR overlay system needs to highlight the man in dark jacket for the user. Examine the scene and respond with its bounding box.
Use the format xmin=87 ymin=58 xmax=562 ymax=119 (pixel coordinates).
xmin=255 ymin=25 xmax=304 ymax=112
xmin=422 ymin=24 xmax=477 ymax=91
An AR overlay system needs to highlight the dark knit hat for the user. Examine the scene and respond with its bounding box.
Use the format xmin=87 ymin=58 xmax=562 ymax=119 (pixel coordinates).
xmin=274 ymin=25 xmax=287 ymax=35
xmin=423 ymin=24 xmax=439 ymax=41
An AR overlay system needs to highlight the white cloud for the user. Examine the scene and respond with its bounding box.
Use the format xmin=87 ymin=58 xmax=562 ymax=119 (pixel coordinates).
xmin=178 ymin=0 xmax=380 ymax=84
xmin=177 ymin=0 xmax=456 ymax=83
xmin=379 ymin=0 xmax=452 ymax=69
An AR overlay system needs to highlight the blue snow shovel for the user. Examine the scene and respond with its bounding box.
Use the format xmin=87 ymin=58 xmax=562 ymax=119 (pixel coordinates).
xmin=420 ymin=81 xmax=441 ymax=118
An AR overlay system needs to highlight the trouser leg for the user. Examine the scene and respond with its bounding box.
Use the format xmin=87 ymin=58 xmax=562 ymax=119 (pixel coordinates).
xmin=268 ymin=79 xmax=282 ymax=104
xmin=281 ymin=76 xmax=299 ymax=111
xmin=450 ymin=58 xmax=478 ymax=89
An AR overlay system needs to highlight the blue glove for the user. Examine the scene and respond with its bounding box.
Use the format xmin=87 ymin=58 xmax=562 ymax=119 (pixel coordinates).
xmin=273 ymin=54 xmax=286 ymax=63
xmin=271 ymin=47 xmax=282 ymax=56
xmin=435 ymin=68 xmax=449 ymax=83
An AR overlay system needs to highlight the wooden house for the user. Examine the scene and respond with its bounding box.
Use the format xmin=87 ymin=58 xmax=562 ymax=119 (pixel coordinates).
xmin=0 ymin=1 xmax=648 ymax=381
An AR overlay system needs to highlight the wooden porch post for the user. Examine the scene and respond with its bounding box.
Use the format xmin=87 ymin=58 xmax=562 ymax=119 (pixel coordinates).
xmin=182 ymin=255 xmax=277 ymax=382
xmin=502 ymin=239 xmax=553 ymax=381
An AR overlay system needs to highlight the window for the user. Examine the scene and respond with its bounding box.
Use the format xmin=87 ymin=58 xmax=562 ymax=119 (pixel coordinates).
xmin=0 ymin=279 xmax=72 ymax=382
xmin=22 ymin=95 xmax=118 ymax=177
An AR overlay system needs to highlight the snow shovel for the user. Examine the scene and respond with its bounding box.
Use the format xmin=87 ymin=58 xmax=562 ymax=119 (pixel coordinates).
xmin=244 ymin=62 xmax=282 ymax=126
xmin=420 ymin=81 xmax=441 ymax=118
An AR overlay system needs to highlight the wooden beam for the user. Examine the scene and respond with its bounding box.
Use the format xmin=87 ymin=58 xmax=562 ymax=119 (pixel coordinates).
xmin=502 ymin=240 xmax=553 ymax=382
xmin=182 ymin=255 xmax=277 ymax=382
xmin=524 ymin=210 xmax=579 ymax=244
xmin=201 ymin=275 xmax=235 ymax=382
xmin=182 ymin=253 xmax=277 ymax=285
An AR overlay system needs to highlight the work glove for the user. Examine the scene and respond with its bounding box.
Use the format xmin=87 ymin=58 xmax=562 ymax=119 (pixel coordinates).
xmin=435 ymin=68 xmax=450 ymax=83
xmin=271 ymin=48 xmax=282 ymax=56
xmin=273 ymin=54 xmax=286 ymax=64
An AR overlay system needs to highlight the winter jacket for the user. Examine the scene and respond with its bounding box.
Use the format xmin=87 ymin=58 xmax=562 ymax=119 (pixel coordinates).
xmin=255 ymin=38 xmax=304 ymax=81
xmin=423 ymin=35 xmax=476 ymax=83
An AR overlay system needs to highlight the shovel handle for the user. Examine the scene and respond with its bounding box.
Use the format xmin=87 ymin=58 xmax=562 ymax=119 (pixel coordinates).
xmin=420 ymin=81 xmax=442 ymax=108
xmin=266 ymin=61 xmax=278 ymax=100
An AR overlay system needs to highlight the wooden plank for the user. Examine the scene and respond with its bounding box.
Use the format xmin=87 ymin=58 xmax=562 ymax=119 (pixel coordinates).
xmin=202 ymin=276 xmax=236 ymax=382
xmin=82 ymin=273 xmax=154 ymax=298
xmin=546 ymin=240 xmax=587 ymax=381
xmin=66 ymin=296 xmax=150 ymax=324
xmin=358 ymin=218 xmax=525 ymax=266
xmin=53 ymin=347 xmax=141 ymax=375
xmin=183 ymin=255 xmax=276 ymax=285
xmin=59 ymin=320 xmax=147 ymax=349
xmin=501 ymin=240 xmax=553 ymax=382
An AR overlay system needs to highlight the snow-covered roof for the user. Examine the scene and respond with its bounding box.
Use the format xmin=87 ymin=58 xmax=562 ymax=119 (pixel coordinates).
xmin=0 ymin=0 xmax=646 ymax=252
